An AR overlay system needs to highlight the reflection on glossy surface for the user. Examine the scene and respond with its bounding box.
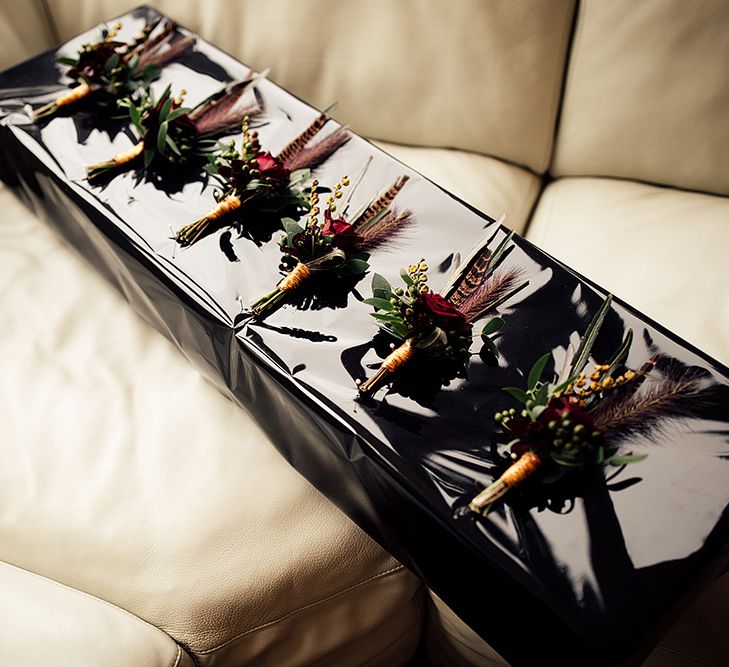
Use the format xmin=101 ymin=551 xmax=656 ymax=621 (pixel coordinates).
xmin=2 ymin=8 xmax=729 ymax=666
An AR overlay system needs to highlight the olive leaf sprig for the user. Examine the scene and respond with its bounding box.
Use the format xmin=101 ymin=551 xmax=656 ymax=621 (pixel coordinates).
xmin=33 ymin=17 xmax=194 ymax=122
xmin=85 ymin=74 xmax=263 ymax=182
xmin=469 ymin=296 xmax=705 ymax=514
xmin=358 ymin=230 xmax=528 ymax=397
xmin=250 ymin=174 xmax=413 ymax=319
xmin=174 ymin=111 xmax=350 ymax=248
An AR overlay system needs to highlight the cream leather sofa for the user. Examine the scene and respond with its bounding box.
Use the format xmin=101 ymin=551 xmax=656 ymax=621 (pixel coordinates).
xmin=1 ymin=1 xmax=728 ymax=666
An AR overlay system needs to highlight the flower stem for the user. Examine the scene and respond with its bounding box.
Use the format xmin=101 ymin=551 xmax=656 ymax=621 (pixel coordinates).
xmin=175 ymin=195 xmax=242 ymax=247
xmin=251 ymin=288 xmax=287 ymax=319
xmin=358 ymin=340 xmax=415 ymax=396
xmin=33 ymin=82 xmax=92 ymax=122
xmin=86 ymin=141 xmax=144 ymax=182
xmin=468 ymin=451 xmax=542 ymax=514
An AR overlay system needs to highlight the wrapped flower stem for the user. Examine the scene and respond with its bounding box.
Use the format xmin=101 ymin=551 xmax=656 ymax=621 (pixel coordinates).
xmin=86 ymin=74 xmax=263 ymax=182
xmin=33 ymin=17 xmax=193 ymax=122
xmin=175 ymin=112 xmax=350 ymax=248
xmin=359 ymin=229 xmax=528 ymax=397
xmin=251 ymin=174 xmax=413 ymax=319
xmin=469 ymin=295 xmax=706 ymax=514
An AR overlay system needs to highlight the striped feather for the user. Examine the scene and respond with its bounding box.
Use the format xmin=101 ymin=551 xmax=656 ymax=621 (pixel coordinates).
xmin=283 ymin=126 xmax=350 ymax=172
xmin=190 ymin=77 xmax=263 ymax=136
xmin=277 ymin=113 xmax=328 ymax=164
xmin=352 ymin=176 xmax=409 ymax=228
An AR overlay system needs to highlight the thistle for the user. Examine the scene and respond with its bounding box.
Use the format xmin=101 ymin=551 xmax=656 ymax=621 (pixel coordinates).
xmin=174 ymin=112 xmax=350 ymax=248
xmin=250 ymin=175 xmax=413 ymax=319
xmin=469 ymin=296 xmax=705 ymax=514
xmin=85 ymin=74 xmax=263 ymax=182
xmin=358 ymin=229 xmax=528 ymax=397
xmin=32 ymin=17 xmax=194 ymax=122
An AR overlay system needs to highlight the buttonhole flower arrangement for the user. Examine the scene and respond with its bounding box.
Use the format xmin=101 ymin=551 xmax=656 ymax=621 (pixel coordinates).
xmin=469 ymin=295 xmax=705 ymax=515
xmin=85 ymin=74 xmax=263 ymax=182
xmin=33 ymin=17 xmax=194 ymax=122
xmin=358 ymin=229 xmax=528 ymax=397
xmin=250 ymin=174 xmax=413 ymax=319
xmin=174 ymin=111 xmax=350 ymax=249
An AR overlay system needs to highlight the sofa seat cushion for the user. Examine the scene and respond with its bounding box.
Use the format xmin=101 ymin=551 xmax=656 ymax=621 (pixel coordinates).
xmin=0 ymin=185 xmax=422 ymax=666
xmin=0 ymin=561 xmax=195 ymax=667
xmin=372 ymin=140 xmax=542 ymax=235
xmin=525 ymin=177 xmax=729 ymax=366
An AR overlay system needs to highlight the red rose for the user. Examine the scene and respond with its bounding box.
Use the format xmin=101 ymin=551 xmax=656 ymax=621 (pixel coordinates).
xmin=255 ymin=152 xmax=290 ymax=183
xmin=322 ymin=210 xmax=360 ymax=251
xmin=418 ymin=292 xmax=470 ymax=332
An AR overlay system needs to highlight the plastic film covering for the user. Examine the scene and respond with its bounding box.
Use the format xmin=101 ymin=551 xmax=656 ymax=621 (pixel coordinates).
xmin=2 ymin=7 xmax=729 ymax=666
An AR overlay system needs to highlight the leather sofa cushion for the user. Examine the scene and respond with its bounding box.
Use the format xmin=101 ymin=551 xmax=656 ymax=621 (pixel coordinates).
xmin=373 ymin=140 xmax=542 ymax=235
xmin=552 ymin=0 xmax=729 ymax=197
xmin=0 ymin=561 xmax=195 ymax=667
xmin=526 ymin=177 xmax=729 ymax=366
xmin=41 ymin=0 xmax=575 ymax=173
xmin=0 ymin=0 xmax=56 ymax=70
xmin=0 ymin=185 xmax=422 ymax=666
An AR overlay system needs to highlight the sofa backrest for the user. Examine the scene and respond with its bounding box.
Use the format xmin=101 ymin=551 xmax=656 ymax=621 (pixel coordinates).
xmin=26 ymin=0 xmax=575 ymax=175
xmin=552 ymin=0 xmax=729 ymax=197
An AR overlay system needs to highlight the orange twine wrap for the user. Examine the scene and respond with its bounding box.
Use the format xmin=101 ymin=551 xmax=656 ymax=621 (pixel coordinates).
xmin=112 ymin=141 xmax=145 ymax=165
xmin=279 ymin=263 xmax=312 ymax=292
xmin=501 ymin=450 xmax=542 ymax=487
xmin=382 ymin=340 xmax=416 ymax=372
xmin=55 ymin=82 xmax=91 ymax=107
xmin=206 ymin=195 xmax=241 ymax=221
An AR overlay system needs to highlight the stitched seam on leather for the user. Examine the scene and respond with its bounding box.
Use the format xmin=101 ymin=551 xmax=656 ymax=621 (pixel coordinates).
xmin=0 ymin=560 xmax=180 ymax=655
xmin=551 ymin=0 xmax=589 ymax=177
xmin=195 ymin=564 xmax=405 ymax=655
xmin=539 ymin=1 xmax=579 ymax=173
xmin=653 ymin=643 xmax=717 ymax=667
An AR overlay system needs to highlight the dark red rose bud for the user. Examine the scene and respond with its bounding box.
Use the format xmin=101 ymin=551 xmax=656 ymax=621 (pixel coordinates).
xmin=417 ymin=292 xmax=470 ymax=332
xmin=255 ymin=152 xmax=290 ymax=183
xmin=322 ymin=210 xmax=360 ymax=251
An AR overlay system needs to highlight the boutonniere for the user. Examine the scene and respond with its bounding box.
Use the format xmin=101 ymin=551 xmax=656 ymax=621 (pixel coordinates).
xmin=33 ymin=17 xmax=194 ymax=122
xmin=85 ymin=74 xmax=263 ymax=182
xmin=357 ymin=230 xmax=528 ymax=397
xmin=250 ymin=174 xmax=413 ymax=319
xmin=469 ymin=296 xmax=704 ymax=514
xmin=174 ymin=111 xmax=350 ymax=248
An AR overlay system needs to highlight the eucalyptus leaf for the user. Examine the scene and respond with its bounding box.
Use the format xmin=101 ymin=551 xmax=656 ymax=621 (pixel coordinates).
xmin=104 ymin=53 xmax=120 ymax=71
xmin=165 ymin=134 xmax=181 ymax=156
xmin=166 ymin=107 xmax=191 ymax=122
xmin=127 ymin=54 xmax=139 ymax=74
xmin=156 ymin=121 xmax=168 ymax=154
xmin=159 ymin=91 xmax=173 ymax=120
xmin=400 ymin=267 xmax=414 ymax=286
xmin=608 ymin=453 xmax=649 ymax=466
xmin=57 ymin=56 xmax=77 ymax=67
xmin=363 ymin=297 xmax=395 ymax=311
xmin=527 ymin=353 xmax=551 ymax=391
xmin=481 ymin=317 xmax=505 ymax=337
xmin=503 ymin=387 xmax=528 ymax=404
xmin=480 ymin=336 xmax=497 ymax=356
xmin=347 ymin=258 xmax=369 ymax=274
xmin=371 ymin=273 xmax=392 ymax=299
xmin=371 ymin=313 xmax=402 ymax=323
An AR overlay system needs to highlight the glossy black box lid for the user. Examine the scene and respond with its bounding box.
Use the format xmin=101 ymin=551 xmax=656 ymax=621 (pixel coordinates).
xmin=2 ymin=7 xmax=729 ymax=665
